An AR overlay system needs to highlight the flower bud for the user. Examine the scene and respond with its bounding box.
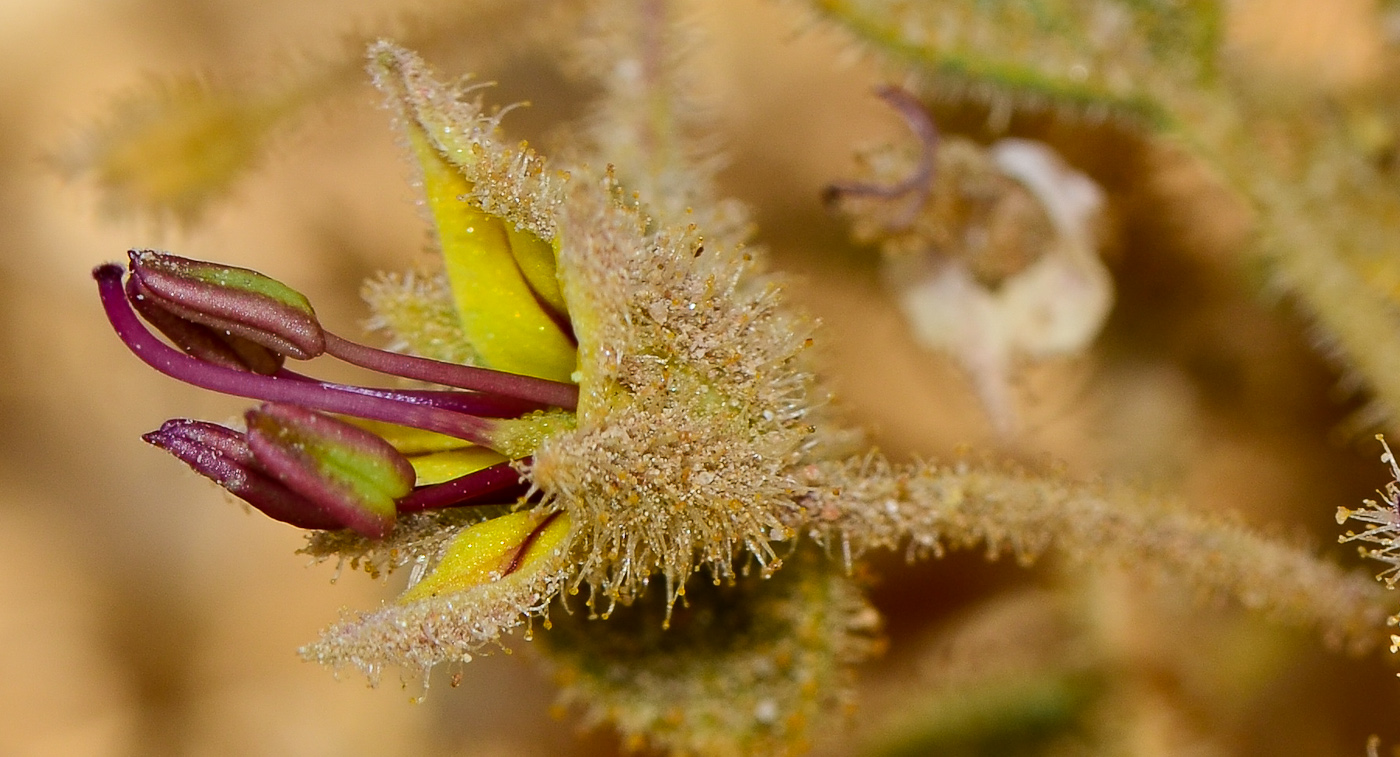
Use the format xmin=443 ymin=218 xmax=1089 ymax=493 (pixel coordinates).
xmin=244 ymin=403 xmax=416 ymax=539
xmin=127 ymin=249 xmax=326 ymax=359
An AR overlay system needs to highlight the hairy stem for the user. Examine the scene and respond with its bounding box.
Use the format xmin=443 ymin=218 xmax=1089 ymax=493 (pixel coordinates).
xmin=793 ymin=456 xmax=1396 ymax=653
xmin=1217 ymin=152 xmax=1400 ymax=436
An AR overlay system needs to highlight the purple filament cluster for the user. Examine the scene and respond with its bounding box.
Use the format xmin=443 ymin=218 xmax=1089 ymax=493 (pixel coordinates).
xmin=93 ymin=252 xmax=576 ymax=537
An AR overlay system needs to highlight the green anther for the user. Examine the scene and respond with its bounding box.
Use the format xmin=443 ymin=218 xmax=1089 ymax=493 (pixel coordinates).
xmin=191 ymin=265 xmax=316 ymax=317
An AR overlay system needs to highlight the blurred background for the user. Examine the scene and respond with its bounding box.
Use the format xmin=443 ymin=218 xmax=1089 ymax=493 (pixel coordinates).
xmin=2 ymin=0 xmax=1398 ymax=754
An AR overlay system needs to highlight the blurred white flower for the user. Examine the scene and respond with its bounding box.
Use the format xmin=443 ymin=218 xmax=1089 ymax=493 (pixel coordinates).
xmin=886 ymin=138 xmax=1111 ymax=433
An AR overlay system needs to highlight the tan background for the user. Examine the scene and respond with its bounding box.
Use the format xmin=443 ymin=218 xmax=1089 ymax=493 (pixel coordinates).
xmin=0 ymin=0 xmax=1395 ymax=754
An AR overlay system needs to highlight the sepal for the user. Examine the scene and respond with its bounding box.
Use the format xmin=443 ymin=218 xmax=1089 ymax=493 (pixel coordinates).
xmin=300 ymin=510 xmax=574 ymax=681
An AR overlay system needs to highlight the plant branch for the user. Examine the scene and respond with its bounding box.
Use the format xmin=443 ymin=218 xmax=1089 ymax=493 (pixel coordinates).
xmin=791 ymin=455 xmax=1397 ymax=653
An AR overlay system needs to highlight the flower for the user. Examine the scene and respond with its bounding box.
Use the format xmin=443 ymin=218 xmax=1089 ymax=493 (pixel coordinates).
xmin=92 ymin=39 xmax=830 ymax=686
xmin=96 ymin=228 xmax=585 ymax=678
xmin=90 ymin=43 xmax=892 ymax=757
xmin=91 ymin=55 xmax=591 ymax=661
xmin=85 ymin=26 xmax=1398 ymax=757
xmin=828 ymin=88 xmax=1112 ymax=434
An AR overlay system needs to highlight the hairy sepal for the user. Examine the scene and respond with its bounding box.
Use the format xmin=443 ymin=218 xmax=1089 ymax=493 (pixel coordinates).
xmin=301 ymin=513 xmax=576 ymax=681
xmin=543 ymin=548 xmax=882 ymax=757
xmin=532 ymin=169 xmax=821 ymax=609
xmin=369 ymin=41 xmax=577 ymax=382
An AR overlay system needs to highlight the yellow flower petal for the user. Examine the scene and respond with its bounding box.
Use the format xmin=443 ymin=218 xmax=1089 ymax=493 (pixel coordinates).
xmin=342 ymin=418 xmax=470 ymax=455
xmin=408 ymin=447 xmax=509 ymax=486
xmin=410 ymin=127 xmax=577 ymax=383
xmin=505 ymin=224 xmax=568 ymax=317
xmin=400 ymin=510 xmax=571 ymax=602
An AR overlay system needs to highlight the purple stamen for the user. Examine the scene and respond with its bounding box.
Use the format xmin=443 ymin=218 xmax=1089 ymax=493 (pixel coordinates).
xmin=245 ymin=403 xmax=413 ymax=539
xmin=395 ymin=459 xmax=528 ymax=513
xmin=146 ymin=417 xmax=255 ymax=464
xmin=823 ymin=85 xmax=939 ymax=231
xmin=367 ymin=387 xmax=545 ymax=418
xmin=127 ymin=275 xmax=285 ymax=374
xmin=119 ymin=251 xmax=576 ymax=408
xmin=323 ymin=333 xmax=578 ymax=411
xmin=128 ymin=250 xmax=327 ymax=359
xmin=96 ymin=264 xmax=495 ymax=445
xmin=273 ymin=370 xmax=547 ymax=418
xmin=143 ymin=419 xmax=344 ymax=530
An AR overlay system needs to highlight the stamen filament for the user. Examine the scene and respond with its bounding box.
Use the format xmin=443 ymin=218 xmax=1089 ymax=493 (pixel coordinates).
xmin=96 ymin=264 xmax=494 ymax=445
xmin=822 ymin=85 xmax=939 ymax=230
xmin=396 ymin=459 xmax=527 ymax=513
xmin=274 ymin=370 xmax=544 ymax=418
xmin=324 ymin=333 xmax=578 ymax=410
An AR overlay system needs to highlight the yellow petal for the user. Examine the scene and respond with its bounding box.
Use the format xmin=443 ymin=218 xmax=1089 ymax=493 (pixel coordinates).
xmin=516 ymin=512 xmax=572 ymax=571
xmin=408 ymin=447 xmax=509 ymax=486
xmin=410 ymin=127 xmax=577 ymax=383
xmin=400 ymin=511 xmax=571 ymax=602
xmin=505 ymin=223 xmax=568 ymax=317
xmin=342 ymin=418 xmax=469 ymax=455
